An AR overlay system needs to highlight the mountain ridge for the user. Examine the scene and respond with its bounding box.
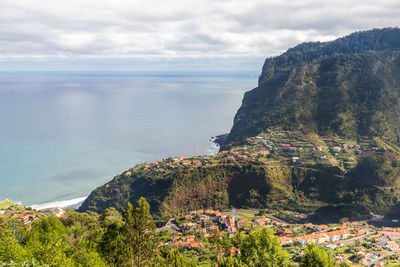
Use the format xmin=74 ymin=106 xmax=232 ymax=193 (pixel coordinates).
xmin=227 ymin=27 xmax=400 ymax=144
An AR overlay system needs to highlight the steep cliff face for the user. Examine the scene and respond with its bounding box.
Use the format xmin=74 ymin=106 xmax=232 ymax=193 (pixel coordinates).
xmin=228 ymin=28 xmax=400 ymax=143
xmin=80 ymin=164 xmax=350 ymax=218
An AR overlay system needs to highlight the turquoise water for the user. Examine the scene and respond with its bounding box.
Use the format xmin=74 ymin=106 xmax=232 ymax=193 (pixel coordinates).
xmin=0 ymin=71 xmax=257 ymax=206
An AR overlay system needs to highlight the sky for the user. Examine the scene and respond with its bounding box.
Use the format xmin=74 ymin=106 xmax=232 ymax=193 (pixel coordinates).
xmin=0 ymin=0 xmax=399 ymax=71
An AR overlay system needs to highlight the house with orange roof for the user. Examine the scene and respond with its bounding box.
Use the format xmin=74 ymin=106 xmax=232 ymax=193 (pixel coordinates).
xmin=317 ymin=225 xmax=330 ymax=231
xmin=255 ymin=218 xmax=270 ymax=225
xmin=279 ymin=229 xmax=293 ymax=236
xmin=209 ymin=225 xmax=218 ymax=230
xmin=184 ymin=214 xmax=193 ymax=219
xmin=181 ymin=160 xmax=191 ymax=166
xmin=278 ymin=237 xmax=295 ymax=244
xmin=228 ymin=247 xmax=241 ymax=255
xmin=205 ymin=209 xmax=214 ymax=214
xmin=189 ymin=242 xmax=204 ymax=249
xmin=200 ymin=228 xmax=207 ymax=234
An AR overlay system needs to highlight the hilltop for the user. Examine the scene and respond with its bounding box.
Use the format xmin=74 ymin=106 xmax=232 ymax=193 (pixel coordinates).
xmin=227 ymin=28 xmax=400 ymax=144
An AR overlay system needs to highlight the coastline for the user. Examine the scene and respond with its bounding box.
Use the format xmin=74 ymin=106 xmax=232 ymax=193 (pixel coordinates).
xmin=27 ymin=137 xmax=221 ymax=212
xmin=29 ymin=196 xmax=87 ymax=211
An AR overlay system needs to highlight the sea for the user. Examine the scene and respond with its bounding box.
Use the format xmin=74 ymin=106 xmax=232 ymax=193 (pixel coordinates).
xmin=0 ymin=71 xmax=258 ymax=209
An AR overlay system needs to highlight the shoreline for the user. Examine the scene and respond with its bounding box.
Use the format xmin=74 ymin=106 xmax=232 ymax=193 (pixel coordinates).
xmin=22 ymin=137 xmax=221 ymax=212
xmin=29 ymin=196 xmax=87 ymax=211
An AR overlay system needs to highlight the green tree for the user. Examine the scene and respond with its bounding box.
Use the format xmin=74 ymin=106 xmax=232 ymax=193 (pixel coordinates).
xmin=99 ymin=222 xmax=126 ymax=266
xmin=217 ymin=255 xmax=246 ymax=267
xmin=25 ymin=215 xmax=74 ymax=266
xmin=122 ymin=197 xmax=156 ymax=267
xmin=237 ymin=229 xmax=290 ymax=266
xmin=300 ymin=243 xmax=335 ymax=267
xmin=0 ymin=225 xmax=28 ymax=263
xmin=159 ymin=247 xmax=197 ymax=267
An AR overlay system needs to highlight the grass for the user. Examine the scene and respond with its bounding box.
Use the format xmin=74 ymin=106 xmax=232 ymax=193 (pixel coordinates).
xmin=0 ymin=199 xmax=14 ymax=209
xmin=241 ymin=212 xmax=255 ymax=218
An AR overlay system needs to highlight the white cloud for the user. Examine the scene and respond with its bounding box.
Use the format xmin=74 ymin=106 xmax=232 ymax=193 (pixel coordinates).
xmin=0 ymin=0 xmax=399 ymax=69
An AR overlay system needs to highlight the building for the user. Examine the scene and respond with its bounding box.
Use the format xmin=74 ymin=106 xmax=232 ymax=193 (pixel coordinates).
xmin=384 ymin=241 xmax=399 ymax=251
xmin=255 ymin=218 xmax=270 ymax=225
xmin=298 ymin=233 xmax=329 ymax=246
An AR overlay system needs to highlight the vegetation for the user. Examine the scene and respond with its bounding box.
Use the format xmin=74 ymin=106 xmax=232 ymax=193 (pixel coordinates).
xmin=227 ymin=28 xmax=400 ymax=144
xmin=300 ymin=243 xmax=335 ymax=267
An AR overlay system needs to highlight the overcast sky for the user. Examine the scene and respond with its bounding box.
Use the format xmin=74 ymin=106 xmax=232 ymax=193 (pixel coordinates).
xmin=0 ymin=0 xmax=399 ymax=71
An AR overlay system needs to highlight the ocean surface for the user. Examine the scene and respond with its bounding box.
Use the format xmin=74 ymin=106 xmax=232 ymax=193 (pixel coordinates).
xmin=0 ymin=71 xmax=257 ymax=207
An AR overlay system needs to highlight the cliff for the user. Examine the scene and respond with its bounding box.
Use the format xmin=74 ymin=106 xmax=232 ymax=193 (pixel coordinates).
xmin=227 ymin=28 xmax=400 ymax=143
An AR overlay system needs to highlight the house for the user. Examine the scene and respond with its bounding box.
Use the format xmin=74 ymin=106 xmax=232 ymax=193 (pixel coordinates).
xmin=317 ymin=225 xmax=330 ymax=232
xmin=292 ymin=156 xmax=300 ymax=163
xmin=384 ymin=241 xmax=399 ymax=251
xmin=298 ymin=233 xmax=329 ymax=246
xmin=324 ymin=230 xmax=351 ymax=242
xmin=258 ymin=150 xmax=269 ymax=156
xmin=278 ymin=237 xmax=294 ymax=244
xmin=205 ymin=209 xmax=214 ymax=214
xmin=287 ymin=147 xmax=297 ymax=152
xmin=184 ymin=214 xmax=193 ymax=219
xmin=279 ymin=229 xmax=293 ymax=236
xmin=209 ymin=225 xmax=218 ymax=230
xmin=18 ymin=214 xmax=36 ymax=225
xmin=332 ymin=147 xmax=341 ymax=153
xmin=255 ymin=218 xmax=270 ymax=225
xmin=181 ymin=222 xmax=196 ymax=228
xmin=181 ymin=160 xmax=191 ymax=165
xmin=193 ymin=160 xmax=202 ymax=166
xmin=228 ymin=247 xmax=241 ymax=255
xmin=189 ymin=242 xmax=204 ymax=249
xmin=304 ymin=223 xmax=313 ymax=228
xmin=378 ymin=231 xmax=400 ymax=240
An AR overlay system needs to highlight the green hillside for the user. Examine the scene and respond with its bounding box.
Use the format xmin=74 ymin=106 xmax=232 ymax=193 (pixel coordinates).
xmin=227 ymin=28 xmax=400 ymax=144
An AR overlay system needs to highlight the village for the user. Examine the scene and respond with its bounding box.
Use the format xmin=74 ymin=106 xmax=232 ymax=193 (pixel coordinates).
xmin=2 ymin=197 xmax=400 ymax=265
xmin=122 ymin=129 xmax=397 ymax=179
xmin=155 ymin=208 xmax=400 ymax=266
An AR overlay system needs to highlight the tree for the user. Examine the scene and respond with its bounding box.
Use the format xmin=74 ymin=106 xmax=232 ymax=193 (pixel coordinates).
xmin=300 ymin=243 xmax=335 ymax=267
xmin=99 ymin=222 xmax=126 ymax=266
xmin=25 ymin=215 xmax=74 ymax=266
xmin=217 ymin=255 xmax=246 ymax=267
xmin=158 ymin=247 xmax=197 ymax=267
xmin=0 ymin=225 xmax=28 ymax=263
xmin=122 ymin=197 xmax=156 ymax=267
xmin=237 ymin=229 xmax=290 ymax=266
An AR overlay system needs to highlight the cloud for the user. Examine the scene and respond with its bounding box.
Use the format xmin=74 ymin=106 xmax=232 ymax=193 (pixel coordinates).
xmin=0 ymin=0 xmax=399 ymax=69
